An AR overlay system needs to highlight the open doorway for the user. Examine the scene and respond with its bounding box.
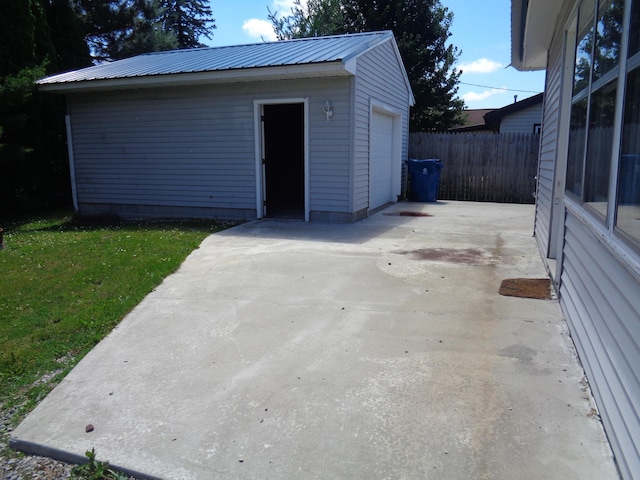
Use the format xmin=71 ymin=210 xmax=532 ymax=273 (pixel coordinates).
xmin=261 ymin=103 xmax=305 ymax=219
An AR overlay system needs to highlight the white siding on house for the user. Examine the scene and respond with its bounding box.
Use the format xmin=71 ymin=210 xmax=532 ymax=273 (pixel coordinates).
xmin=561 ymin=209 xmax=640 ymax=480
xmin=499 ymin=104 xmax=543 ymax=134
xmin=535 ymin=39 xmax=563 ymax=260
xmin=531 ymin=3 xmax=640 ymax=479
xmin=353 ymin=39 xmax=411 ymax=213
xmin=69 ymin=78 xmax=352 ymax=219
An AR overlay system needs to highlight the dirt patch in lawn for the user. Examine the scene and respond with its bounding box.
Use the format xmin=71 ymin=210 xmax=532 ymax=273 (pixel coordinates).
xmin=499 ymin=278 xmax=552 ymax=299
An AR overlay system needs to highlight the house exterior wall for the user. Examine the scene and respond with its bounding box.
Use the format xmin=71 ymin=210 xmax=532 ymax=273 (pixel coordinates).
xmin=499 ymin=103 xmax=543 ymax=133
xmin=68 ymin=77 xmax=353 ymax=220
xmin=534 ymin=2 xmax=640 ymax=478
xmin=535 ymin=34 xmax=564 ymax=260
xmin=353 ymin=39 xmax=411 ymax=213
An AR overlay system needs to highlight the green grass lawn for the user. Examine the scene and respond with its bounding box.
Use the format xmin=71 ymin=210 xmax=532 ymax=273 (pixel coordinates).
xmin=0 ymin=212 xmax=228 ymax=418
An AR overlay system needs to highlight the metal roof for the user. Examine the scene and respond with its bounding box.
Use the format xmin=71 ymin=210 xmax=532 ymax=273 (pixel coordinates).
xmin=38 ymin=31 xmax=394 ymax=90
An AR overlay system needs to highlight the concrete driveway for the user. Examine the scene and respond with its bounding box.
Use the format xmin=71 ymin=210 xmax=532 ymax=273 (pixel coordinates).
xmin=11 ymin=201 xmax=618 ymax=479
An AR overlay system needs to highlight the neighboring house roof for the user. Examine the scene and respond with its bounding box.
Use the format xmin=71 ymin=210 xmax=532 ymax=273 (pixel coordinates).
xmin=483 ymin=92 xmax=543 ymax=130
xmin=37 ymin=31 xmax=414 ymax=103
xmin=449 ymin=108 xmax=495 ymax=132
xmin=511 ymin=0 xmax=563 ymax=71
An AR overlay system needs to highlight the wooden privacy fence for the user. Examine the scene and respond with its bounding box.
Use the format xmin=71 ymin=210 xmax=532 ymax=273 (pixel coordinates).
xmin=408 ymin=132 xmax=540 ymax=204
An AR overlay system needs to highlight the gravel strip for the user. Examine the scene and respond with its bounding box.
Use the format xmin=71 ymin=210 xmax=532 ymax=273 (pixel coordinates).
xmin=1 ymin=404 xmax=73 ymax=479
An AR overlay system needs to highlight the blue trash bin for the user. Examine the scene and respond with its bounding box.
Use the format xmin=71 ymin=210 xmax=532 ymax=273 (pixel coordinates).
xmin=408 ymin=159 xmax=444 ymax=202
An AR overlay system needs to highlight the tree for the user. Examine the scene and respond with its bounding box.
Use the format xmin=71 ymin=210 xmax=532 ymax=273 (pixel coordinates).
xmin=268 ymin=0 xmax=344 ymax=40
xmin=77 ymin=0 xmax=177 ymax=61
xmin=270 ymin=0 xmax=464 ymax=131
xmin=0 ymin=0 xmax=37 ymax=78
xmin=45 ymin=0 xmax=92 ymax=71
xmin=0 ymin=0 xmax=90 ymax=216
xmin=160 ymin=0 xmax=216 ymax=49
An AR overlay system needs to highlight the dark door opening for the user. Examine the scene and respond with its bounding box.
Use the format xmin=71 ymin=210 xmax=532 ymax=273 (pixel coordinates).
xmin=262 ymin=103 xmax=305 ymax=219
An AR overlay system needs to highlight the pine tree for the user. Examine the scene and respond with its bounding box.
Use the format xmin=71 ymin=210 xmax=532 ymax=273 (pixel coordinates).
xmin=0 ymin=0 xmax=37 ymax=77
xmin=77 ymin=0 xmax=176 ymax=61
xmin=0 ymin=0 xmax=89 ymax=215
xmin=160 ymin=0 xmax=216 ymax=49
xmin=45 ymin=0 xmax=92 ymax=72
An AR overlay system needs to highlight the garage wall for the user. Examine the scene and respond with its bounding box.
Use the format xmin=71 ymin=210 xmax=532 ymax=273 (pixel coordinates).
xmin=353 ymin=39 xmax=411 ymax=212
xmin=68 ymin=77 xmax=352 ymax=220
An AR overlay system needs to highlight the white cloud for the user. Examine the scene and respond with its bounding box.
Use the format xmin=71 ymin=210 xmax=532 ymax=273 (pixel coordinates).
xmin=274 ymin=0 xmax=304 ymax=10
xmin=462 ymin=88 xmax=507 ymax=103
xmin=459 ymin=58 xmax=503 ymax=74
xmin=242 ymin=19 xmax=278 ymax=41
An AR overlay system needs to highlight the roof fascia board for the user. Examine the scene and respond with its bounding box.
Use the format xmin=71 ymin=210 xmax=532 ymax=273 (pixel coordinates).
xmin=38 ymin=61 xmax=350 ymax=93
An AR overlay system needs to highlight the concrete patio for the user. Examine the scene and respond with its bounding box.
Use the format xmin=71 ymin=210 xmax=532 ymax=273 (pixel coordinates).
xmin=11 ymin=201 xmax=618 ymax=479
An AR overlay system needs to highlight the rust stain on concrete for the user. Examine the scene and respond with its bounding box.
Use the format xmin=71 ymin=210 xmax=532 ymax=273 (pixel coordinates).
xmin=396 ymin=248 xmax=497 ymax=266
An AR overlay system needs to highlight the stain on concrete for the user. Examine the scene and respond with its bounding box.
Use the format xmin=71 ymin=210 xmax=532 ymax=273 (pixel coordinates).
xmin=396 ymin=248 xmax=497 ymax=266
xmin=383 ymin=211 xmax=434 ymax=217
xmin=498 ymin=344 xmax=537 ymax=363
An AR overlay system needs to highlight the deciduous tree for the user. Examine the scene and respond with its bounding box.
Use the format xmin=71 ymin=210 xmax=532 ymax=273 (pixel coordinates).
xmin=270 ymin=0 xmax=465 ymax=131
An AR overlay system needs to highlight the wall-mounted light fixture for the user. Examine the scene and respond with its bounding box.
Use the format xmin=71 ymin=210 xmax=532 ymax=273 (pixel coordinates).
xmin=323 ymin=100 xmax=333 ymax=122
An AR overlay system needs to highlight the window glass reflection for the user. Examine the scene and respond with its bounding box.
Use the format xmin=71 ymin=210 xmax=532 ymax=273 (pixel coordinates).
xmin=628 ymin=0 xmax=640 ymax=57
xmin=585 ymin=80 xmax=617 ymax=217
xmin=566 ymin=98 xmax=588 ymax=197
xmin=616 ymin=68 xmax=640 ymax=244
xmin=574 ymin=26 xmax=594 ymax=94
xmin=593 ymin=0 xmax=624 ymax=81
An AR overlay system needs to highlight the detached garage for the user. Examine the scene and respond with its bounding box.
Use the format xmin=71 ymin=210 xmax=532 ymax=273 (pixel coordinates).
xmin=38 ymin=31 xmax=414 ymax=222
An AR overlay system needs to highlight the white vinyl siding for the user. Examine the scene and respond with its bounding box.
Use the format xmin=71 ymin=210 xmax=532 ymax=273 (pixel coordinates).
xmin=499 ymin=104 xmax=543 ymax=133
xmin=533 ymin=2 xmax=640 ymax=479
xmin=560 ymin=209 xmax=640 ymax=480
xmin=69 ymin=78 xmax=352 ymax=219
xmin=535 ymin=40 xmax=563 ymax=259
xmin=353 ymin=39 xmax=411 ymax=212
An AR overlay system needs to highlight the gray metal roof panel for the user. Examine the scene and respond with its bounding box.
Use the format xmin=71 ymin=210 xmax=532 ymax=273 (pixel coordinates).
xmin=38 ymin=31 xmax=392 ymax=85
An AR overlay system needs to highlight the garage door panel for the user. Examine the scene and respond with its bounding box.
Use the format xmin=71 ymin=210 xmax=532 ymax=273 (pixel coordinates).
xmin=370 ymin=111 xmax=393 ymax=209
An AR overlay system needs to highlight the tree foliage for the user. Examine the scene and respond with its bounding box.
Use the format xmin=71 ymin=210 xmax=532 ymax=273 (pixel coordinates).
xmin=76 ymin=0 xmax=216 ymax=60
xmin=160 ymin=0 xmax=216 ymax=49
xmin=0 ymin=0 xmax=91 ymax=216
xmin=270 ymin=0 xmax=464 ymax=131
xmin=76 ymin=0 xmax=176 ymax=61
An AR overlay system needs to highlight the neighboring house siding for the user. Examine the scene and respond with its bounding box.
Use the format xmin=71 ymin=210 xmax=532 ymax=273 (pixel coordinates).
xmin=535 ymin=39 xmax=563 ymax=259
xmin=499 ymin=104 xmax=542 ymax=133
xmin=69 ymin=78 xmax=352 ymax=219
xmin=560 ymin=210 xmax=640 ymax=479
xmin=353 ymin=39 xmax=411 ymax=212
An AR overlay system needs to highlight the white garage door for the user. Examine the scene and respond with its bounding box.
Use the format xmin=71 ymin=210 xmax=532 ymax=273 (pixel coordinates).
xmin=370 ymin=111 xmax=394 ymax=210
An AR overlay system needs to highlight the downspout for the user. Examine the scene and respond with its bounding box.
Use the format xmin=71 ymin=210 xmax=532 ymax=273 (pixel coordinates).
xmin=65 ymin=112 xmax=78 ymax=213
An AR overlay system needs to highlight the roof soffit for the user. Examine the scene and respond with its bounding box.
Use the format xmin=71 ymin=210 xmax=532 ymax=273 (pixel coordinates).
xmin=511 ymin=0 xmax=564 ymax=71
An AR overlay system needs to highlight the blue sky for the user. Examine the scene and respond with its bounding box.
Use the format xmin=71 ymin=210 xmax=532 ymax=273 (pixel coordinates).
xmin=204 ymin=0 xmax=546 ymax=109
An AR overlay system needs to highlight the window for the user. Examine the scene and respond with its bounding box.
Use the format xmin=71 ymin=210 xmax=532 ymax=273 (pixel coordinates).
xmin=565 ymin=0 xmax=640 ymax=247
xmin=584 ymin=79 xmax=617 ymax=216
xmin=566 ymin=0 xmax=625 ymax=221
xmin=616 ymin=0 xmax=640 ymax=244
